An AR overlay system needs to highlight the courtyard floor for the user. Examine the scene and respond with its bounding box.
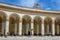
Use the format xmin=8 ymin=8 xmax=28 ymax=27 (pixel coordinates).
xmin=0 ymin=36 xmax=60 ymax=40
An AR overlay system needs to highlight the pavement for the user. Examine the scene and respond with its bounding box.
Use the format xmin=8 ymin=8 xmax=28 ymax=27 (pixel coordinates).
xmin=0 ymin=36 xmax=60 ymax=40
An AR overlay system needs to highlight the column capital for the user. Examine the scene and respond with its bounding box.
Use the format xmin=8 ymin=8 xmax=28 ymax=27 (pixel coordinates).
xmin=42 ymin=18 xmax=44 ymax=24
xmin=6 ymin=15 xmax=9 ymax=21
xmin=19 ymin=17 xmax=22 ymax=22
xmin=31 ymin=19 xmax=34 ymax=23
xmin=52 ymin=18 xmax=55 ymax=24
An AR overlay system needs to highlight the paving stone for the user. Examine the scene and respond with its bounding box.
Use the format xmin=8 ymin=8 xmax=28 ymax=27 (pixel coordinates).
xmin=0 ymin=36 xmax=60 ymax=40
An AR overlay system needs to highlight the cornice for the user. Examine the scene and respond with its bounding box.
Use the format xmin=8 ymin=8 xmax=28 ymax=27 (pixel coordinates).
xmin=0 ymin=2 xmax=60 ymax=14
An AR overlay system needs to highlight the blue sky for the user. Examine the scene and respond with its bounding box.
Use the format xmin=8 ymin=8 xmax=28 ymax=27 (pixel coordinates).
xmin=0 ymin=0 xmax=60 ymax=10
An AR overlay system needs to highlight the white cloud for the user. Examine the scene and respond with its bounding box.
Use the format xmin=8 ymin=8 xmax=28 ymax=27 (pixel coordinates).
xmin=46 ymin=8 xmax=51 ymax=10
xmin=20 ymin=0 xmax=35 ymax=7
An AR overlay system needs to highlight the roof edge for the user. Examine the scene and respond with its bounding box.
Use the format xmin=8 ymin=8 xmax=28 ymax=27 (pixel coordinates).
xmin=0 ymin=2 xmax=60 ymax=14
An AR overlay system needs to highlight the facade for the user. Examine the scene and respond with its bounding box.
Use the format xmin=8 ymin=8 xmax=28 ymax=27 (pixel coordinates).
xmin=0 ymin=3 xmax=60 ymax=36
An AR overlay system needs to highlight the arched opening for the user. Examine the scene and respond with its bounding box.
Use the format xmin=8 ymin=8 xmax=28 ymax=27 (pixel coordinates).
xmin=44 ymin=17 xmax=52 ymax=35
xmin=34 ymin=16 xmax=42 ymax=36
xmin=0 ymin=11 xmax=6 ymax=36
xmin=22 ymin=15 xmax=31 ymax=36
xmin=55 ymin=17 xmax=60 ymax=36
xmin=9 ymin=14 xmax=19 ymax=36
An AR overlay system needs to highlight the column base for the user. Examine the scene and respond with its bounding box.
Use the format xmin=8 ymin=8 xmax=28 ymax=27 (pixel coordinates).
xmin=55 ymin=34 xmax=60 ymax=36
xmin=34 ymin=34 xmax=42 ymax=36
xmin=22 ymin=34 xmax=31 ymax=36
xmin=44 ymin=34 xmax=53 ymax=36
xmin=8 ymin=32 xmax=18 ymax=36
xmin=0 ymin=34 xmax=4 ymax=36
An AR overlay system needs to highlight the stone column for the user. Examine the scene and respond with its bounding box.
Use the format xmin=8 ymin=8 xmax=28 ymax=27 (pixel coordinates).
xmin=37 ymin=25 xmax=39 ymax=35
xmin=31 ymin=19 xmax=34 ymax=35
xmin=52 ymin=18 xmax=55 ymax=35
xmin=47 ymin=24 xmax=49 ymax=34
xmin=42 ymin=17 xmax=44 ymax=35
xmin=26 ymin=24 xmax=28 ymax=35
xmin=15 ymin=23 xmax=17 ymax=35
xmin=2 ymin=22 xmax=4 ymax=35
xmin=5 ymin=16 xmax=9 ymax=35
xmin=19 ymin=18 xmax=22 ymax=35
xmin=57 ymin=25 xmax=59 ymax=35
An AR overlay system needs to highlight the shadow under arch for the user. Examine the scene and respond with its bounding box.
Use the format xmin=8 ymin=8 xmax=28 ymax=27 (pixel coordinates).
xmin=33 ymin=16 xmax=42 ymax=36
xmin=55 ymin=17 xmax=60 ymax=36
xmin=44 ymin=17 xmax=52 ymax=36
xmin=9 ymin=13 xmax=19 ymax=36
xmin=0 ymin=11 xmax=7 ymax=36
xmin=22 ymin=15 xmax=31 ymax=36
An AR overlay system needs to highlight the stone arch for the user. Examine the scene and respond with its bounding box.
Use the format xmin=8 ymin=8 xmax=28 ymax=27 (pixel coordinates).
xmin=9 ymin=13 xmax=19 ymax=35
xmin=34 ymin=16 xmax=42 ymax=35
xmin=44 ymin=17 xmax=52 ymax=35
xmin=0 ymin=11 xmax=7 ymax=36
xmin=55 ymin=17 xmax=60 ymax=35
xmin=22 ymin=15 xmax=31 ymax=35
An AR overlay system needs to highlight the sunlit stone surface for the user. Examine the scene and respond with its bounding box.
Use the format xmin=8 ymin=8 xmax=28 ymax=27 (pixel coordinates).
xmin=0 ymin=3 xmax=60 ymax=40
xmin=0 ymin=36 xmax=60 ymax=40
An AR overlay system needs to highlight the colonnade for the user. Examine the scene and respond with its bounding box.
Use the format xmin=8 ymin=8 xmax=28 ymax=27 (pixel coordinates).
xmin=0 ymin=11 xmax=60 ymax=36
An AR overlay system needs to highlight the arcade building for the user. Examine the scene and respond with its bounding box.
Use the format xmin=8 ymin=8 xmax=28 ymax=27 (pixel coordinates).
xmin=0 ymin=3 xmax=60 ymax=36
